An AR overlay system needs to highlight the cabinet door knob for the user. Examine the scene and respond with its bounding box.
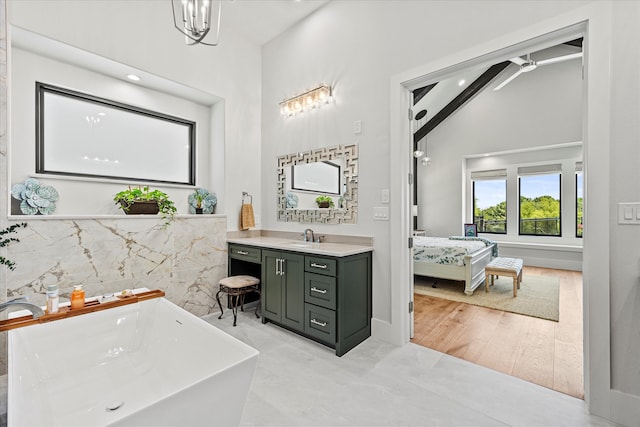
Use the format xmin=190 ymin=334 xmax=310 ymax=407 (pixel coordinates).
xmin=310 ymin=318 xmax=327 ymax=327
xmin=311 ymin=286 xmax=327 ymax=294
xmin=310 ymin=262 xmax=327 ymax=269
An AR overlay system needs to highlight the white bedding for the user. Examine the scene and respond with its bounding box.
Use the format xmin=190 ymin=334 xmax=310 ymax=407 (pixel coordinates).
xmin=413 ymin=236 xmax=487 ymax=267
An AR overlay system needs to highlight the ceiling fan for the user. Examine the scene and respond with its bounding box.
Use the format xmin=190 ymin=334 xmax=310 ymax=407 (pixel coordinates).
xmin=493 ymin=51 xmax=583 ymax=91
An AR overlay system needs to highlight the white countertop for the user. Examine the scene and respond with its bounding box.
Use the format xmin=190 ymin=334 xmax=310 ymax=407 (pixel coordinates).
xmin=227 ymin=236 xmax=373 ymax=257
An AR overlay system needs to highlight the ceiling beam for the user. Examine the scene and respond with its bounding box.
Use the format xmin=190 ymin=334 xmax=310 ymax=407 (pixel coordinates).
xmin=413 ymin=61 xmax=510 ymax=144
xmin=413 ymin=83 xmax=437 ymax=106
xmin=564 ymin=37 xmax=583 ymax=48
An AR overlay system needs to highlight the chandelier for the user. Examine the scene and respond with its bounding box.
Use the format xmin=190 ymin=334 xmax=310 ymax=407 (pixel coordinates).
xmin=171 ymin=0 xmax=221 ymax=46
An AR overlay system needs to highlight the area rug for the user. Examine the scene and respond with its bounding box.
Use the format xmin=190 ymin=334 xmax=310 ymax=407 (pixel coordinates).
xmin=414 ymin=275 xmax=560 ymax=322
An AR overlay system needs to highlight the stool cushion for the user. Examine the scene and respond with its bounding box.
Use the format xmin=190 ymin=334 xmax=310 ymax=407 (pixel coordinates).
xmin=486 ymin=257 xmax=523 ymax=274
xmin=219 ymin=275 xmax=260 ymax=289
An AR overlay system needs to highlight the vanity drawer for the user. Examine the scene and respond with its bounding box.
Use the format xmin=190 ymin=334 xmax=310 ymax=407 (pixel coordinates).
xmin=228 ymin=244 xmax=261 ymax=263
xmin=305 ymin=256 xmax=336 ymax=276
xmin=304 ymin=273 xmax=336 ymax=310
xmin=304 ymin=303 xmax=336 ymax=345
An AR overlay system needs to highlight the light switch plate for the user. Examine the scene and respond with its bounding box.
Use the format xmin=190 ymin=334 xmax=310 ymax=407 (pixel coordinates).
xmin=373 ymin=207 xmax=389 ymax=220
xmin=618 ymin=202 xmax=640 ymax=224
xmin=354 ymin=120 xmax=362 ymax=134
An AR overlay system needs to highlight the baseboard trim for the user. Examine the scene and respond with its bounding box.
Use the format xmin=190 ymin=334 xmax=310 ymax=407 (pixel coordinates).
xmin=610 ymin=389 xmax=640 ymax=426
xmin=371 ymin=317 xmax=403 ymax=346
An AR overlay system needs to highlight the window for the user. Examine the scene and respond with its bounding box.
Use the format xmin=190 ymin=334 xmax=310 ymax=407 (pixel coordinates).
xmin=518 ymin=165 xmax=562 ymax=236
xmin=471 ymin=169 xmax=507 ymax=234
xmin=36 ymin=82 xmax=196 ymax=185
xmin=576 ymin=162 xmax=583 ymax=237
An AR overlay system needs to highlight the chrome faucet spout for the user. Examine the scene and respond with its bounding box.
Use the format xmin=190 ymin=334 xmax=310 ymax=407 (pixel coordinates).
xmin=0 ymin=296 xmax=45 ymax=319
xmin=303 ymin=228 xmax=315 ymax=243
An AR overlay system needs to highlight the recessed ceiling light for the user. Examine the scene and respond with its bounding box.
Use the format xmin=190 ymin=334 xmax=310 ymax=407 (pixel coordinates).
xmin=126 ymin=74 xmax=141 ymax=81
xmin=458 ymin=79 xmax=466 ymax=86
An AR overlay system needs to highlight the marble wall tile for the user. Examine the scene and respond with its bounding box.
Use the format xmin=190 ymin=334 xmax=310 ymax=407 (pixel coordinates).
xmin=5 ymin=217 xmax=228 ymax=314
xmin=173 ymin=216 xmax=228 ymax=270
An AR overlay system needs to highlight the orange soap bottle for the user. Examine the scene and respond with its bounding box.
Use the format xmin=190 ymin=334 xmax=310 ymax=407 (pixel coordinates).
xmin=70 ymin=285 xmax=85 ymax=310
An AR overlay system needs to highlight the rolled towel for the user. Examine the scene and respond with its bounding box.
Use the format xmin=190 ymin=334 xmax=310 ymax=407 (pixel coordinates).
xmin=240 ymin=203 xmax=255 ymax=230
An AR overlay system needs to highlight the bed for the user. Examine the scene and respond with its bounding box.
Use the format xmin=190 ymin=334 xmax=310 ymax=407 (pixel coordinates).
xmin=413 ymin=236 xmax=497 ymax=295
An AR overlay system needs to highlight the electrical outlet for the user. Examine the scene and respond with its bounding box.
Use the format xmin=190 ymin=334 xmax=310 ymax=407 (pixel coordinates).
xmin=354 ymin=120 xmax=362 ymax=134
xmin=381 ymin=189 xmax=390 ymax=203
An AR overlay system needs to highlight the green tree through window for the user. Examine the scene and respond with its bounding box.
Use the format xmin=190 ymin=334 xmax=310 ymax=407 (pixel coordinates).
xmin=473 ymin=179 xmax=506 ymax=234
xmin=576 ymin=172 xmax=583 ymax=237
xmin=519 ymin=173 xmax=561 ymax=236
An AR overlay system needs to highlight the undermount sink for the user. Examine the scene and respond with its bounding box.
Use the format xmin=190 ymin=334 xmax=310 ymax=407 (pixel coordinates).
xmin=286 ymin=241 xmax=315 ymax=248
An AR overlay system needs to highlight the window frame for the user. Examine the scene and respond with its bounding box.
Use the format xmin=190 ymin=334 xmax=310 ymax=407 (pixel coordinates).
xmin=35 ymin=82 xmax=197 ymax=186
xmin=472 ymin=178 xmax=507 ymax=235
xmin=518 ymin=172 xmax=562 ymax=237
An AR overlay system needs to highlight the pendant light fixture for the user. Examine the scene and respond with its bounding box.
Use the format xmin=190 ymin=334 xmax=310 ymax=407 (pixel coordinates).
xmin=171 ymin=0 xmax=222 ymax=46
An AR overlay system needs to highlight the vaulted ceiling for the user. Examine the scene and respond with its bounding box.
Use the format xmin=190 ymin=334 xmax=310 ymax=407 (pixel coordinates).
xmin=412 ymin=38 xmax=583 ymax=146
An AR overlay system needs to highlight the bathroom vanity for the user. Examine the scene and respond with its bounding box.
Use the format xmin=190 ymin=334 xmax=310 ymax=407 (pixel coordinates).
xmin=227 ymin=237 xmax=372 ymax=356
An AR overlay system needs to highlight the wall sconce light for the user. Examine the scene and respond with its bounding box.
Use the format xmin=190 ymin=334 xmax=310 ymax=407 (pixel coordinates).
xmin=280 ymin=85 xmax=333 ymax=117
xmin=171 ymin=0 xmax=221 ymax=46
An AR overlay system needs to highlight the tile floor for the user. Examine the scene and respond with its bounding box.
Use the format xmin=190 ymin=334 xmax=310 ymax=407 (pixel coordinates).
xmin=0 ymin=309 xmax=618 ymax=427
xmin=208 ymin=309 xmax=617 ymax=427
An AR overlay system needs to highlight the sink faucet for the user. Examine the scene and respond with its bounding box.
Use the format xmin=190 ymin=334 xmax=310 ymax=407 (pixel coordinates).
xmin=0 ymin=296 xmax=45 ymax=319
xmin=302 ymin=228 xmax=315 ymax=242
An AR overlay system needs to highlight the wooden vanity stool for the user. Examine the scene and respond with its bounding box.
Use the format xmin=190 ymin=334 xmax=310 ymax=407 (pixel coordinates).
xmin=215 ymin=275 xmax=261 ymax=326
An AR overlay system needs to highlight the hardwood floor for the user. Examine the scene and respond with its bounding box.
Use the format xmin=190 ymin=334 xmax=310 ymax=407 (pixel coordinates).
xmin=411 ymin=266 xmax=584 ymax=398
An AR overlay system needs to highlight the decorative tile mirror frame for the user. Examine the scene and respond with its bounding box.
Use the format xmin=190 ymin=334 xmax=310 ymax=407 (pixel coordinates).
xmin=277 ymin=144 xmax=358 ymax=224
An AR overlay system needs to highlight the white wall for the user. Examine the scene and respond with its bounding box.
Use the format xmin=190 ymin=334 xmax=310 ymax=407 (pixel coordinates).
xmin=608 ymin=0 xmax=640 ymax=414
xmin=8 ymin=0 xmax=262 ymax=227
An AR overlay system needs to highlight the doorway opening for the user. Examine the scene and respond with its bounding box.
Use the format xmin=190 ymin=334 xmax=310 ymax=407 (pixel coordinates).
xmin=405 ymin=27 xmax=585 ymax=398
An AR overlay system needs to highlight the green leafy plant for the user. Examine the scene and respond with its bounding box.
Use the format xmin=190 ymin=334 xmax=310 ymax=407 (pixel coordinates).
xmin=114 ymin=186 xmax=177 ymax=224
xmin=315 ymin=195 xmax=334 ymax=208
xmin=0 ymin=222 xmax=27 ymax=270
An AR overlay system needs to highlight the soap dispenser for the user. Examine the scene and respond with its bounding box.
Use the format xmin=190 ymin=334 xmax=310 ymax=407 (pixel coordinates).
xmin=70 ymin=285 xmax=85 ymax=310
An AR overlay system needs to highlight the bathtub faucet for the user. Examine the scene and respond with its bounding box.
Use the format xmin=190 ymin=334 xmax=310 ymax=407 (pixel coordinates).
xmin=0 ymin=296 xmax=45 ymax=319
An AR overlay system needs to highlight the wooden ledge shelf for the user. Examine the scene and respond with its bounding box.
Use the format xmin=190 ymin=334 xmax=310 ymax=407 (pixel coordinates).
xmin=0 ymin=289 xmax=165 ymax=332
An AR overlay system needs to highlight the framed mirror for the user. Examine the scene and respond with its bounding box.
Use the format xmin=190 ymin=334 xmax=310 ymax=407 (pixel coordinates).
xmin=277 ymin=144 xmax=358 ymax=224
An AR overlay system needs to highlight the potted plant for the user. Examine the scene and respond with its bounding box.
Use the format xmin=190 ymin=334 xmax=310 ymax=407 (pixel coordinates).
xmin=114 ymin=186 xmax=177 ymax=224
xmin=0 ymin=222 xmax=27 ymax=270
xmin=315 ymin=195 xmax=334 ymax=208
xmin=188 ymin=188 xmax=217 ymax=214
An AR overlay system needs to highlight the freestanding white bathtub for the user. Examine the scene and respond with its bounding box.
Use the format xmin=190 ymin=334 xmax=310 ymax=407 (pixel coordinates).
xmin=8 ymin=296 xmax=259 ymax=427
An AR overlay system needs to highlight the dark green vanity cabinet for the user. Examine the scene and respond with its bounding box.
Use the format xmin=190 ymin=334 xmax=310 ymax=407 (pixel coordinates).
xmin=264 ymin=249 xmax=372 ymax=356
xmin=261 ymin=250 xmax=305 ymax=331
xmin=229 ymin=242 xmax=372 ymax=356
